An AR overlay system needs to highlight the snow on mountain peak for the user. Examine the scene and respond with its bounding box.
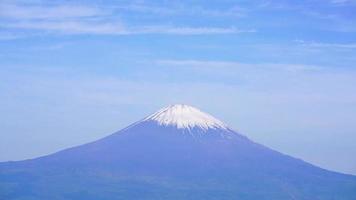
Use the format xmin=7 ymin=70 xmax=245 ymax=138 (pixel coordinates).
xmin=143 ymin=104 xmax=228 ymax=131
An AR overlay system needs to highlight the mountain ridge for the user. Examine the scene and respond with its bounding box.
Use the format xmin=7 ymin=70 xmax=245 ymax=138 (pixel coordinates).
xmin=1 ymin=104 xmax=356 ymax=200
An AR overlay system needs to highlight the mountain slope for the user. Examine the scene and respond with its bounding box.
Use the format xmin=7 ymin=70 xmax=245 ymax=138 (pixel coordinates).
xmin=1 ymin=104 xmax=356 ymax=200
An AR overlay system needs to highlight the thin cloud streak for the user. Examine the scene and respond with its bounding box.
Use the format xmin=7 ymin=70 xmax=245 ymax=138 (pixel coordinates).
xmin=2 ymin=21 xmax=128 ymax=35
xmin=1 ymin=20 xmax=252 ymax=35
xmin=114 ymin=4 xmax=247 ymax=18
xmin=0 ymin=3 xmax=105 ymax=19
xmin=0 ymin=2 xmax=253 ymax=36
xmin=295 ymin=40 xmax=356 ymax=49
xmin=330 ymin=0 xmax=356 ymax=5
xmin=156 ymin=59 xmax=323 ymax=73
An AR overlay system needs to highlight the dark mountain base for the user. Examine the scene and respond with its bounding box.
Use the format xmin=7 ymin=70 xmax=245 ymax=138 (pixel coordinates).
xmin=1 ymin=121 xmax=356 ymax=200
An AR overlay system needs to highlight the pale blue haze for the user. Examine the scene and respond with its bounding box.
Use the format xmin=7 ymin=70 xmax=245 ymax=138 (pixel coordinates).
xmin=0 ymin=0 xmax=356 ymax=175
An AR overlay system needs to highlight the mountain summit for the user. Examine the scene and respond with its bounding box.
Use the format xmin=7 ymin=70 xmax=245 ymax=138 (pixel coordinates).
xmin=1 ymin=105 xmax=356 ymax=200
xmin=143 ymin=104 xmax=228 ymax=131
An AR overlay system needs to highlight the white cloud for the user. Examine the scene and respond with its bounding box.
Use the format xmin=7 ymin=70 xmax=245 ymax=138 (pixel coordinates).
xmin=115 ymin=4 xmax=246 ymax=18
xmin=133 ymin=26 xmax=254 ymax=35
xmin=1 ymin=20 xmax=251 ymax=35
xmin=0 ymin=3 xmax=105 ymax=19
xmin=0 ymin=32 xmax=24 ymax=40
xmin=156 ymin=59 xmax=322 ymax=73
xmin=3 ymin=21 xmax=128 ymax=35
xmin=330 ymin=0 xmax=356 ymax=4
xmin=295 ymin=40 xmax=356 ymax=49
xmin=0 ymin=2 xmax=253 ymax=36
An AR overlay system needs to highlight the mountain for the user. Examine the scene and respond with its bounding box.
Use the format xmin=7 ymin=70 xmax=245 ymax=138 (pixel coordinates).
xmin=1 ymin=104 xmax=356 ymax=200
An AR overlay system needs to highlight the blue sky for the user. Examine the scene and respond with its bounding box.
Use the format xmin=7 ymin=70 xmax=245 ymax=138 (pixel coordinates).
xmin=1 ymin=0 xmax=356 ymax=175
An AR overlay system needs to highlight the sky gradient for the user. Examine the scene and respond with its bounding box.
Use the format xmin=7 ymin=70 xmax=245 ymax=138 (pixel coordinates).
xmin=1 ymin=0 xmax=356 ymax=175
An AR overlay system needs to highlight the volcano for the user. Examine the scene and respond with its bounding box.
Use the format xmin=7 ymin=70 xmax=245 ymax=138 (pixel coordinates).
xmin=1 ymin=104 xmax=355 ymax=199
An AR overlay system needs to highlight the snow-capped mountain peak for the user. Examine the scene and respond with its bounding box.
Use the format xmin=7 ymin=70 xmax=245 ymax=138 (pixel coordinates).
xmin=143 ymin=104 xmax=228 ymax=131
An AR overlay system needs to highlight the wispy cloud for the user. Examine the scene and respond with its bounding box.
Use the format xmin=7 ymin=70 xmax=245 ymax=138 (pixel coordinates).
xmin=330 ymin=0 xmax=356 ymax=5
xmin=0 ymin=32 xmax=25 ymax=40
xmin=295 ymin=40 xmax=356 ymax=49
xmin=2 ymin=21 xmax=127 ymax=35
xmin=156 ymin=59 xmax=323 ymax=73
xmin=255 ymin=1 xmax=356 ymax=32
xmin=0 ymin=2 xmax=252 ymax=36
xmin=133 ymin=26 xmax=254 ymax=35
xmin=1 ymin=20 xmax=250 ymax=35
xmin=0 ymin=3 xmax=105 ymax=19
xmin=115 ymin=4 xmax=247 ymax=18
